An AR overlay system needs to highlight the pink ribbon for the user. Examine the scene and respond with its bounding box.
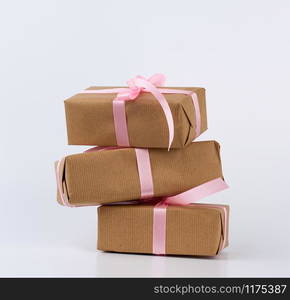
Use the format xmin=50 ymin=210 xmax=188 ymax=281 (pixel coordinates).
xmin=55 ymin=158 xmax=74 ymax=207
xmin=152 ymin=178 xmax=229 ymax=255
xmin=135 ymin=148 xmax=154 ymax=199
xmin=56 ymin=147 xmax=228 ymax=255
xmin=80 ymin=74 xmax=201 ymax=149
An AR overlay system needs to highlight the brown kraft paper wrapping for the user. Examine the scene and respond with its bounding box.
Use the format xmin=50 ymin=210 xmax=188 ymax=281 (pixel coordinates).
xmin=64 ymin=87 xmax=207 ymax=148
xmin=97 ymin=203 xmax=229 ymax=256
xmin=56 ymin=141 xmax=224 ymax=206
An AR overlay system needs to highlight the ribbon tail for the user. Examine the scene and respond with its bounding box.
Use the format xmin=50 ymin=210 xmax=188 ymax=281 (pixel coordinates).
xmin=150 ymin=87 xmax=174 ymax=150
xmin=165 ymin=178 xmax=229 ymax=205
xmin=136 ymin=78 xmax=174 ymax=150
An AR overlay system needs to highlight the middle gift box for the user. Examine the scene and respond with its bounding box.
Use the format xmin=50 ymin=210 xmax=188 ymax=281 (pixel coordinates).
xmin=55 ymin=140 xmax=224 ymax=207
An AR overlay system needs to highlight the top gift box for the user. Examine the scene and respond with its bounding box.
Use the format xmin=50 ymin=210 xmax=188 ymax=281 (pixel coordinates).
xmin=64 ymin=74 xmax=207 ymax=149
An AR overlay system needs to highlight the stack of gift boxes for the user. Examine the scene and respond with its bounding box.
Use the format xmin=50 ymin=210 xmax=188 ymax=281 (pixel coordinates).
xmin=55 ymin=74 xmax=229 ymax=256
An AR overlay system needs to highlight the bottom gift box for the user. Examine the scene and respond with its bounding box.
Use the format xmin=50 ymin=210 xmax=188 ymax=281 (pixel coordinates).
xmin=97 ymin=203 xmax=229 ymax=256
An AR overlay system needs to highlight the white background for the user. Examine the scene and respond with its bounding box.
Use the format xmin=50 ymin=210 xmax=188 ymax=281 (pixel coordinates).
xmin=0 ymin=0 xmax=289 ymax=277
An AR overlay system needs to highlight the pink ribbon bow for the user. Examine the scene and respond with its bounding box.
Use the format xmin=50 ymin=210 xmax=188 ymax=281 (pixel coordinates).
xmin=80 ymin=73 xmax=201 ymax=149
xmin=119 ymin=74 xmax=166 ymax=100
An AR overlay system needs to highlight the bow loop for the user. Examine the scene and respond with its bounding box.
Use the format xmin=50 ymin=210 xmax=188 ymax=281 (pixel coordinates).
xmin=148 ymin=73 xmax=166 ymax=87
xmin=124 ymin=75 xmax=147 ymax=100
xmin=125 ymin=73 xmax=166 ymax=99
xmin=128 ymin=87 xmax=141 ymax=99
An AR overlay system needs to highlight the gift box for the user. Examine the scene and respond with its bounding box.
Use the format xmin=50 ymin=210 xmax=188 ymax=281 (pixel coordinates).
xmin=97 ymin=203 xmax=229 ymax=256
xmin=55 ymin=141 xmax=224 ymax=207
xmin=64 ymin=83 xmax=207 ymax=149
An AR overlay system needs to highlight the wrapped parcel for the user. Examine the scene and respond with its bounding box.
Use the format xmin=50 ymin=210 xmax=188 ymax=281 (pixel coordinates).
xmin=64 ymin=87 xmax=207 ymax=148
xmin=98 ymin=203 xmax=229 ymax=256
xmin=56 ymin=141 xmax=224 ymax=206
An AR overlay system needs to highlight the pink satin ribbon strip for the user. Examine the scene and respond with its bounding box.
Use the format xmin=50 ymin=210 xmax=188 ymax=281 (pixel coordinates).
xmin=152 ymin=201 xmax=168 ymax=255
xmin=135 ymin=149 xmax=154 ymax=199
xmin=191 ymin=92 xmax=201 ymax=137
xmin=164 ymin=178 xmax=229 ymax=205
xmin=152 ymin=178 xmax=229 ymax=255
xmin=79 ymin=74 xmax=201 ymax=149
xmin=55 ymin=158 xmax=74 ymax=208
xmin=112 ymin=99 xmax=130 ymax=147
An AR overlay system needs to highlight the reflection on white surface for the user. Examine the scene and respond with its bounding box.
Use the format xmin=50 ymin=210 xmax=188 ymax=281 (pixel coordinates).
xmin=95 ymin=252 xmax=230 ymax=277
xmin=0 ymin=241 xmax=289 ymax=277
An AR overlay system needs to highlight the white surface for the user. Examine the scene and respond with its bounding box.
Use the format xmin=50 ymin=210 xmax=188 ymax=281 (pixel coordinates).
xmin=0 ymin=0 xmax=290 ymax=277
